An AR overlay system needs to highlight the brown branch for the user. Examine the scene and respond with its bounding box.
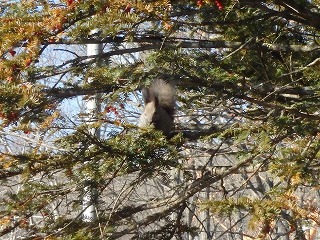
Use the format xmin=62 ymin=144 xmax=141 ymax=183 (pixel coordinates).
xmin=42 ymin=35 xmax=320 ymax=53
xmin=241 ymin=95 xmax=320 ymax=121
xmin=107 ymin=153 xmax=260 ymax=238
xmin=275 ymin=0 xmax=320 ymax=29
xmin=45 ymin=85 xmax=119 ymax=99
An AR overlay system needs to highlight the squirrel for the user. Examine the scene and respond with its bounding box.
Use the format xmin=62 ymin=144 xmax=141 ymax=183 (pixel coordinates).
xmin=138 ymin=79 xmax=175 ymax=137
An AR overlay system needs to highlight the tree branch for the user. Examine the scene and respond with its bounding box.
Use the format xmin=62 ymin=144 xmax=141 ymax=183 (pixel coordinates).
xmin=40 ymin=35 xmax=320 ymax=53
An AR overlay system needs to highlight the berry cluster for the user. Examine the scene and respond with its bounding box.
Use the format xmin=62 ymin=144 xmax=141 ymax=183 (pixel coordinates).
xmin=67 ymin=0 xmax=76 ymax=7
xmin=196 ymin=0 xmax=224 ymax=10
xmin=0 ymin=111 xmax=18 ymax=124
xmin=105 ymin=104 xmax=125 ymax=125
xmin=214 ymin=0 xmax=223 ymax=10
xmin=105 ymin=105 xmax=119 ymax=117
xmin=197 ymin=0 xmax=204 ymax=7
xmin=9 ymin=48 xmax=16 ymax=57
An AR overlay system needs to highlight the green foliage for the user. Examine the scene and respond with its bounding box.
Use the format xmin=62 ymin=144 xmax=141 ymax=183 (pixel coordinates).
xmin=58 ymin=126 xmax=179 ymax=179
xmin=1 ymin=0 xmax=320 ymax=239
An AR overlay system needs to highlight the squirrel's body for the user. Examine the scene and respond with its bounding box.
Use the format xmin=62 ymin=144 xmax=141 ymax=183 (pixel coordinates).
xmin=138 ymin=79 xmax=175 ymax=136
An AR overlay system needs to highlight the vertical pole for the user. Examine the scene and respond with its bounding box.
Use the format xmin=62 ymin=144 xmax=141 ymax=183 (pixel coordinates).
xmin=82 ymin=29 xmax=102 ymax=222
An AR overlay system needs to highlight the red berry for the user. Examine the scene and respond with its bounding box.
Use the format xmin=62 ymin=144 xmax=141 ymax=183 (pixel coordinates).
xmin=214 ymin=0 xmax=223 ymax=10
xmin=25 ymin=58 xmax=32 ymax=67
xmin=197 ymin=0 xmax=204 ymax=7
xmin=67 ymin=0 xmax=74 ymax=6
xmin=106 ymin=106 xmax=117 ymax=113
xmin=9 ymin=48 xmax=16 ymax=57
xmin=124 ymin=3 xmax=131 ymax=13
xmin=6 ymin=112 xmax=18 ymax=122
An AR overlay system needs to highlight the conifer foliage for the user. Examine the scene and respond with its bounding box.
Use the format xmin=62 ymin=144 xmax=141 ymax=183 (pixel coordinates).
xmin=0 ymin=0 xmax=320 ymax=239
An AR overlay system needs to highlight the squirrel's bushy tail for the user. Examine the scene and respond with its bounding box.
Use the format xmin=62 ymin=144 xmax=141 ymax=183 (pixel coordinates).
xmin=138 ymin=79 xmax=175 ymax=136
